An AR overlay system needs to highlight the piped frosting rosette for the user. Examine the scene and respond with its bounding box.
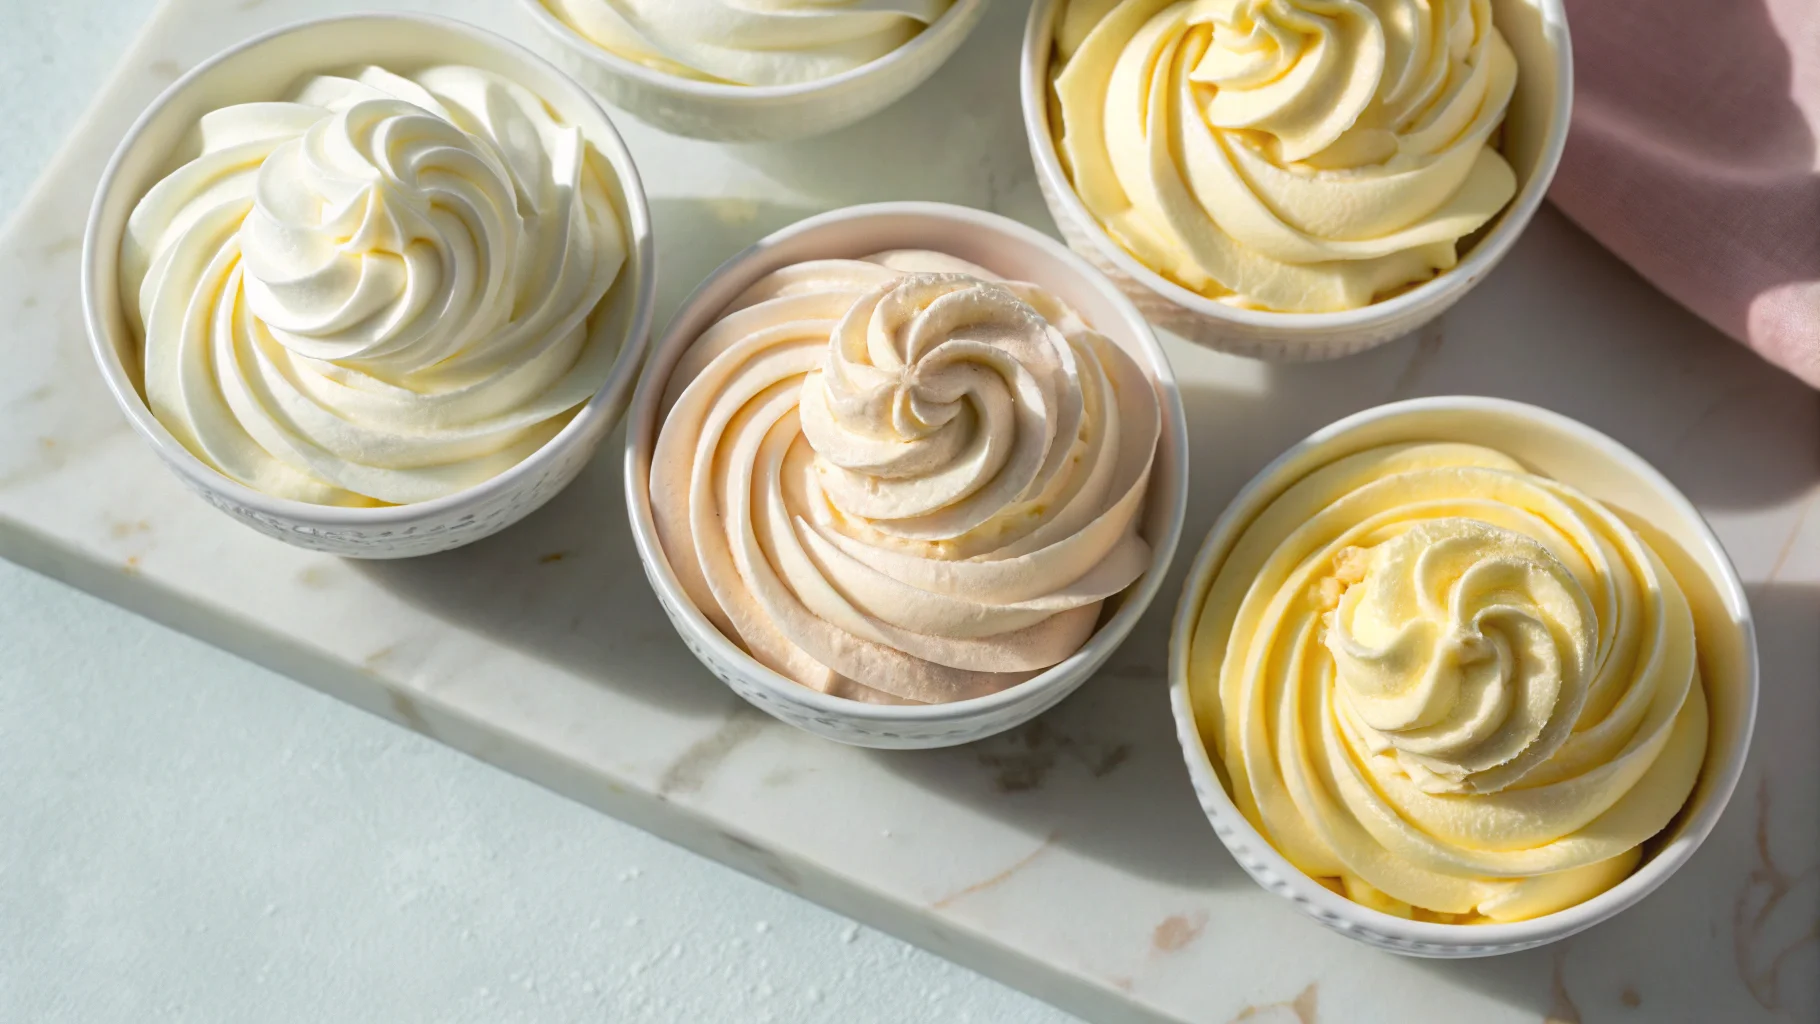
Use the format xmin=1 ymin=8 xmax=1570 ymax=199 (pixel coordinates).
xmin=121 ymin=66 xmax=627 ymax=506
xmin=543 ymin=0 xmax=953 ymax=86
xmin=1186 ymin=443 xmax=1707 ymax=922
xmin=652 ymin=251 xmax=1161 ymax=704
xmin=1052 ymin=0 xmax=1519 ymax=311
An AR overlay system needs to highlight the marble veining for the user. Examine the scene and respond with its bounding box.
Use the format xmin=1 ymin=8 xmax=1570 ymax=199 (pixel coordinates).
xmin=0 ymin=1 xmax=1815 ymax=1022
xmin=933 ymin=832 xmax=1058 ymax=910
xmin=1228 ymin=984 xmax=1318 ymax=1024
xmin=1733 ymin=779 xmax=1820 ymax=1015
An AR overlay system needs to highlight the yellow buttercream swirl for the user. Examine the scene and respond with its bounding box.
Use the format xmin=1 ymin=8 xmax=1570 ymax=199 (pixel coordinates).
xmin=1052 ymin=0 xmax=1519 ymax=312
xmin=1187 ymin=443 xmax=1708 ymax=922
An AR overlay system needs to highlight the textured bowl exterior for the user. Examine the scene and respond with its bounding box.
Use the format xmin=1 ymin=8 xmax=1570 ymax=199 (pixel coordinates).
xmin=625 ymin=202 xmax=1189 ymax=749
xmin=164 ymin=408 xmax=607 ymax=559
xmin=81 ymin=14 xmax=655 ymax=560
xmin=1168 ymin=688 xmax=1556 ymax=957
xmin=1167 ymin=397 xmax=1758 ymax=956
xmin=518 ymin=0 xmax=987 ymax=142
xmin=640 ymin=556 xmax=1099 ymax=749
xmin=1021 ymin=0 xmax=1572 ymax=361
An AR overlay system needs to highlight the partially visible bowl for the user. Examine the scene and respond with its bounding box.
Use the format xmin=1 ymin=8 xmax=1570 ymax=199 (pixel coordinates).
xmin=626 ymin=202 xmax=1189 ymax=748
xmin=82 ymin=14 xmax=655 ymax=559
xmin=1168 ymin=397 xmax=1757 ymax=956
xmin=518 ymin=0 xmax=989 ymax=142
xmin=1021 ymin=0 xmax=1573 ymax=361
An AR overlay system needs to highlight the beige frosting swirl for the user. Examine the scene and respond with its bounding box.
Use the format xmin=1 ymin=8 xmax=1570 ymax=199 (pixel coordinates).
xmin=652 ymin=251 xmax=1161 ymax=704
xmin=1053 ymin=0 xmax=1519 ymax=312
xmin=122 ymin=66 xmax=627 ymax=506
xmin=1187 ymin=443 xmax=1707 ymax=921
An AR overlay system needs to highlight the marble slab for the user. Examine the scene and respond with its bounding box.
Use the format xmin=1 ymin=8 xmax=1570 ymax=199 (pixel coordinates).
xmin=2 ymin=1 xmax=1815 ymax=1021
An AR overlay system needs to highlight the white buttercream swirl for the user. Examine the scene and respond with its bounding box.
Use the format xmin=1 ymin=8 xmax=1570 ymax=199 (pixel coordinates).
xmin=543 ymin=0 xmax=953 ymax=86
xmin=122 ymin=66 xmax=627 ymax=506
xmin=1187 ymin=443 xmax=1708 ymax=922
xmin=1053 ymin=0 xmax=1519 ymax=312
xmin=652 ymin=251 xmax=1161 ymax=704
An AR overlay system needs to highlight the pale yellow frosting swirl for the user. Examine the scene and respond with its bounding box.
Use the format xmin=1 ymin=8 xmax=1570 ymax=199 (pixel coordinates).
xmin=1187 ymin=443 xmax=1707 ymax=922
xmin=122 ymin=66 xmax=627 ymax=506
xmin=543 ymin=0 xmax=952 ymax=86
xmin=1053 ymin=0 xmax=1519 ymax=312
xmin=652 ymin=251 xmax=1160 ymax=704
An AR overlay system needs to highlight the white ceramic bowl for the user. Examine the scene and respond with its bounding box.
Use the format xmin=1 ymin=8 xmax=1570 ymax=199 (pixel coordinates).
xmin=1168 ymin=397 xmax=1757 ymax=956
xmin=626 ymin=202 xmax=1189 ymax=748
xmin=82 ymin=14 xmax=656 ymax=560
xmin=1021 ymin=0 xmax=1573 ymax=361
xmin=518 ymin=0 xmax=989 ymax=142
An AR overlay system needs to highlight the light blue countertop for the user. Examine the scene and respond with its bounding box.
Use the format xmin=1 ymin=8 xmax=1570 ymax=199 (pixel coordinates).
xmin=0 ymin=4 xmax=1073 ymax=1020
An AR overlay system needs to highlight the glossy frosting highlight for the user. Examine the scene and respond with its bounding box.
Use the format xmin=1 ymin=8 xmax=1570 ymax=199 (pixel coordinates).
xmin=1187 ymin=442 xmax=1707 ymax=922
xmin=542 ymin=0 xmax=953 ymax=86
xmin=1052 ymin=0 xmax=1519 ymax=312
xmin=652 ymin=251 xmax=1160 ymax=704
xmin=122 ymin=66 xmax=627 ymax=506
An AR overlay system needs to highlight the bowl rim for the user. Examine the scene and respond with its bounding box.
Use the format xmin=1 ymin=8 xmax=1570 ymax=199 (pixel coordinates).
xmin=80 ymin=11 xmax=657 ymax=527
xmin=1166 ymin=395 xmax=1760 ymax=947
xmin=624 ymin=200 xmax=1190 ymax=723
xmin=1018 ymin=0 xmax=1575 ymax=338
xmin=517 ymin=0 xmax=988 ymax=101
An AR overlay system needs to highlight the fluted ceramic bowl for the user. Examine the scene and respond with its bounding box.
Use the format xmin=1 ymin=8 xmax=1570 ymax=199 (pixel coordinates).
xmin=627 ymin=202 xmax=1189 ymax=749
xmin=1169 ymin=397 xmax=1757 ymax=955
xmin=82 ymin=14 xmax=655 ymax=559
xmin=1021 ymin=0 xmax=1572 ymax=361
xmin=518 ymin=0 xmax=988 ymax=142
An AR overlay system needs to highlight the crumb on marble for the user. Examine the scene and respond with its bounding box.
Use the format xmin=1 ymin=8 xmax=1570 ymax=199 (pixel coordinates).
xmin=108 ymin=519 xmax=151 ymax=539
xmin=1151 ymin=911 xmax=1207 ymax=953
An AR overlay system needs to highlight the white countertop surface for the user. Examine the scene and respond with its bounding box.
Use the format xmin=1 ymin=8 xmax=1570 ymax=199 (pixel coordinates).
xmin=3 ymin=2 xmax=1817 ymax=1023
xmin=0 ymin=3 xmax=1071 ymax=1021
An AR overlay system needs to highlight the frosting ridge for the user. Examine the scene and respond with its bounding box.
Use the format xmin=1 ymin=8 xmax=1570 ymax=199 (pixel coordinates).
xmin=122 ymin=65 xmax=628 ymax=506
xmin=1187 ymin=442 xmax=1707 ymax=921
xmin=652 ymin=251 xmax=1160 ymax=704
xmin=1053 ymin=0 xmax=1520 ymax=312
xmin=543 ymin=0 xmax=953 ymax=86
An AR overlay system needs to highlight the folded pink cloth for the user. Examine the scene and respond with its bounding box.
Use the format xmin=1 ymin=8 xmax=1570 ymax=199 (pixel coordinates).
xmin=1550 ymin=0 xmax=1820 ymax=387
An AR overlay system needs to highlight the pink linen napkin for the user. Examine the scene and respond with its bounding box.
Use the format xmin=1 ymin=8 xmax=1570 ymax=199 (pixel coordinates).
xmin=1549 ymin=0 xmax=1820 ymax=387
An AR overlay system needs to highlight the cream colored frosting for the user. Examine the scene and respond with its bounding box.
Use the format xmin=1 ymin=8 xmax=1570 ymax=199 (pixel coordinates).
xmin=1053 ymin=0 xmax=1519 ymax=312
xmin=1186 ymin=443 xmax=1707 ymax=922
xmin=122 ymin=66 xmax=627 ymax=506
xmin=652 ymin=251 xmax=1160 ymax=704
xmin=543 ymin=0 xmax=952 ymax=86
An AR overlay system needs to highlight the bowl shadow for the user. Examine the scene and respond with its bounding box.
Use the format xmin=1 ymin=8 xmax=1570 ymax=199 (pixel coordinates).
xmin=724 ymin=0 xmax=1050 ymax=232
xmin=353 ymin=423 xmax=738 ymax=725
xmin=353 ymin=192 xmax=1819 ymax=996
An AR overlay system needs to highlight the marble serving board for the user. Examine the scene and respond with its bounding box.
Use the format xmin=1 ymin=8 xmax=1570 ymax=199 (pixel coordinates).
xmin=4 ymin=1 xmax=1816 ymax=1021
